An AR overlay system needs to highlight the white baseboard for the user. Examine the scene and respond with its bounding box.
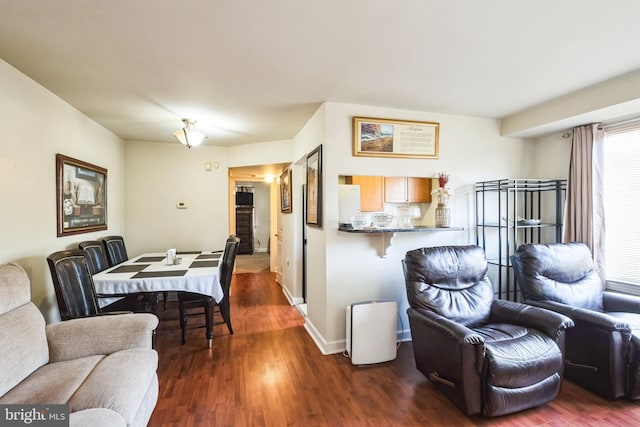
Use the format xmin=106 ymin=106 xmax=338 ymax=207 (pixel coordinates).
xmin=280 ymin=283 xmax=303 ymax=306
xmin=302 ymin=317 xmax=413 ymax=355
xmin=303 ymin=319 xmax=344 ymax=355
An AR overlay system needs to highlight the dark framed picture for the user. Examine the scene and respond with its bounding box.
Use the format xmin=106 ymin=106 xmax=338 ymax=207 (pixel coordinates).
xmin=280 ymin=168 xmax=292 ymax=213
xmin=56 ymin=154 xmax=107 ymax=237
xmin=305 ymin=145 xmax=322 ymax=226
xmin=353 ymin=116 xmax=439 ymax=159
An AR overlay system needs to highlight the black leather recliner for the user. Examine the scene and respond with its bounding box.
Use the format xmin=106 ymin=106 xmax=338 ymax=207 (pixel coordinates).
xmin=403 ymin=245 xmax=574 ymax=416
xmin=512 ymin=242 xmax=640 ymax=400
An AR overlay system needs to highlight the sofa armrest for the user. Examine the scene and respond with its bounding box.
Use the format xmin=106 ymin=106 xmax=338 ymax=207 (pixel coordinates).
xmin=603 ymin=291 xmax=640 ymax=313
xmin=46 ymin=313 xmax=159 ymax=363
xmin=69 ymin=408 xmax=126 ymax=427
xmin=524 ymin=299 xmax=631 ymax=332
xmin=490 ymin=299 xmax=574 ymax=340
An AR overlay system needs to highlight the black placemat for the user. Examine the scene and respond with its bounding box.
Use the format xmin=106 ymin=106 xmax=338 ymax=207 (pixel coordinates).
xmin=177 ymin=251 xmax=202 ymax=255
xmin=108 ymin=264 xmax=150 ymax=273
xmin=189 ymin=260 xmax=219 ymax=268
xmin=135 ymin=256 xmax=166 ymax=263
xmin=132 ymin=270 xmax=187 ymax=278
xmin=196 ymin=254 xmax=221 ymax=260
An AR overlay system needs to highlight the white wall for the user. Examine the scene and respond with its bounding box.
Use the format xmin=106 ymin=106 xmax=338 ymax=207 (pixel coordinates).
xmin=252 ymin=182 xmax=270 ymax=251
xmin=296 ymin=102 xmax=542 ymax=354
xmin=531 ymin=132 xmax=572 ymax=179
xmin=123 ymin=138 xmax=294 ymax=256
xmin=282 ymin=105 xmax=328 ymax=339
xmin=0 ymin=59 xmax=126 ymax=321
xmin=124 ymin=141 xmax=230 ymax=254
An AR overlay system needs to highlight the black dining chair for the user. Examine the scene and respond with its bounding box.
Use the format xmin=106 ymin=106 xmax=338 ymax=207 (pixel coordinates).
xmin=102 ymin=235 xmax=129 ymax=266
xmin=101 ymin=235 xmax=166 ymax=311
xmin=178 ymin=236 xmax=240 ymax=347
xmin=78 ymin=240 xmax=110 ymax=275
xmin=46 ymin=249 xmax=143 ymax=320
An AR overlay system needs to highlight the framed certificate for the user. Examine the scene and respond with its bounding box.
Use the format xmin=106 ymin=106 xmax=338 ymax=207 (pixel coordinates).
xmin=353 ymin=116 xmax=439 ymax=159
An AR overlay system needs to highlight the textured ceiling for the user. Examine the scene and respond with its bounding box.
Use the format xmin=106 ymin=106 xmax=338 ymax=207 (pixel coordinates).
xmin=1 ymin=0 xmax=640 ymax=146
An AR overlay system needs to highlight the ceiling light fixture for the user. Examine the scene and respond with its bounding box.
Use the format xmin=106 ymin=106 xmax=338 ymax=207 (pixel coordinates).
xmin=173 ymin=118 xmax=206 ymax=148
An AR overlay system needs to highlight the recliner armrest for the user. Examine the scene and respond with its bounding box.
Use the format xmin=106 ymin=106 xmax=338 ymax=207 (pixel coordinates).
xmin=46 ymin=313 xmax=159 ymax=363
xmin=408 ymin=307 xmax=485 ymax=345
xmin=524 ymin=299 xmax=631 ymax=332
xmin=603 ymin=291 xmax=640 ymax=313
xmin=490 ymin=299 xmax=574 ymax=340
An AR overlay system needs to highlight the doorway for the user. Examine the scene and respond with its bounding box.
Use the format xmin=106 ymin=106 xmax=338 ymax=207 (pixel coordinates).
xmin=228 ymin=163 xmax=289 ymax=274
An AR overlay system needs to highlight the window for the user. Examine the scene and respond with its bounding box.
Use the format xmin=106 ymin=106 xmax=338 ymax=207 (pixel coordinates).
xmin=603 ymin=127 xmax=640 ymax=290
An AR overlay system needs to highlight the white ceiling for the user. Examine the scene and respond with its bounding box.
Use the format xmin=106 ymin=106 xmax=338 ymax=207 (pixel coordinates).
xmin=1 ymin=0 xmax=640 ymax=146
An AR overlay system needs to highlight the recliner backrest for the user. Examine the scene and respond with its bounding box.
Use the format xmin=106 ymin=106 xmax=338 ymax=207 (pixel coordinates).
xmin=512 ymin=242 xmax=603 ymax=311
xmin=46 ymin=250 xmax=100 ymax=320
xmin=102 ymin=236 xmax=129 ymax=266
xmin=78 ymin=240 xmax=110 ymax=275
xmin=403 ymin=245 xmax=494 ymax=326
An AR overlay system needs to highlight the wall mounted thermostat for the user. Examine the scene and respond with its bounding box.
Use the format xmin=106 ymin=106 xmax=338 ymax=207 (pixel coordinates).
xmin=176 ymin=202 xmax=188 ymax=209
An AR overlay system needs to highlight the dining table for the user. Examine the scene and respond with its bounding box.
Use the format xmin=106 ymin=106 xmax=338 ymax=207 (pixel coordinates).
xmin=92 ymin=250 xmax=223 ymax=347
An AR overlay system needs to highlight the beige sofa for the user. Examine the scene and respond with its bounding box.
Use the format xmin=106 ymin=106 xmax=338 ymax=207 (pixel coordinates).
xmin=0 ymin=263 xmax=159 ymax=427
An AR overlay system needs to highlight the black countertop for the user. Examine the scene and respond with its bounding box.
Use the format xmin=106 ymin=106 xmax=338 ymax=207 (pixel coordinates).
xmin=338 ymin=224 xmax=464 ymax=233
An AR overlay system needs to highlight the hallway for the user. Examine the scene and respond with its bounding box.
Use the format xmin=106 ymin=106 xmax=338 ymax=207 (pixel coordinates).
xmin=234 ymin=252 xmax=270 ymax=274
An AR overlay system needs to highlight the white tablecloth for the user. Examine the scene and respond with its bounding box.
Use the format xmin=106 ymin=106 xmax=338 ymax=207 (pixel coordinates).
xmin=93 ymin=251 xmax=223 ymax=307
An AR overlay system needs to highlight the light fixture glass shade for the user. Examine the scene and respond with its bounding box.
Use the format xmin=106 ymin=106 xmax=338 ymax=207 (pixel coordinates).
xmin=173 ymin=119 xmax=206 ymax=148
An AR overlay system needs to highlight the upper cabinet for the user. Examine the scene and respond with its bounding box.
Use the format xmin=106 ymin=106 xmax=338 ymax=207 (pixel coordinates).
xmin=384 ymin=177 xmax=432 ymax=203
xmin=344 ymin=175 xmax=384 ymax=212
xmin=342 ymin=175 xmax=433 ymax=212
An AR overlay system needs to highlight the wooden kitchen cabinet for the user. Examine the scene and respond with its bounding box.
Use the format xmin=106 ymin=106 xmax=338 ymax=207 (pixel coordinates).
xmin=345 ymin=175 xmax=384 ymax=212
xmin=384 ymin=177 xmax=432 ymax=203
xmin=407 ymin=177 xmax=432 ymax=202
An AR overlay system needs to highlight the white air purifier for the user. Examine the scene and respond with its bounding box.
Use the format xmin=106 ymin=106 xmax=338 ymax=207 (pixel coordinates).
xmin=345 ymin=300 xmax=398 ymax=365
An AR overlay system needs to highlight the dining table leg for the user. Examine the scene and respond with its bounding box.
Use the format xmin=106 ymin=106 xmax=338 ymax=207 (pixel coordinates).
xmin=205 ymin=298 xmax=214 ymax=348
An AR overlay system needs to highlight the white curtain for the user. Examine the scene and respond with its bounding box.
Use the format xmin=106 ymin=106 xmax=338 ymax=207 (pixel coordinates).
xmin=563 ymin=123 xmax=605 ymax=281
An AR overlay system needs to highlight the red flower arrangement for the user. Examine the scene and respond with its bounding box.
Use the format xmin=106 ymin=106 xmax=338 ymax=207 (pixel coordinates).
xmin=438 ymin=172 xmax=449 ymax=188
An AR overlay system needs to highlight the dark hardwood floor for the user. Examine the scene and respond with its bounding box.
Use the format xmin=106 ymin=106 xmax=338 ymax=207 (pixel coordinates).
xmin=148 ymin=271 xmax=640 ymax=426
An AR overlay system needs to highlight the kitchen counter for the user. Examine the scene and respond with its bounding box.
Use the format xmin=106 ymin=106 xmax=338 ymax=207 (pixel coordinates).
xmin=338 ymin=224 xmax=464 ymax=233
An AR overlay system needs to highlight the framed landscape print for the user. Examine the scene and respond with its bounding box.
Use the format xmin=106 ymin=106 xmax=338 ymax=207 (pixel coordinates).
xmin=353 ymin=116 xmax=439 ymax=159
xmin=280 ymin=168 xmax=292 ymax=213
xmin=305 ymin=145 xmax=322 ymax=226
xmin=56 ymin=154 xmax=107 ymax=236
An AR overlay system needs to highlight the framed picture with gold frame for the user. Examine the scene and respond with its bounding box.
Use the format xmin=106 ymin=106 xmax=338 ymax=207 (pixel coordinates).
xmin=280 ymin=168 xmax=292 ymax=213
xmin=353 ymin=116 xmax=439 ymax=159
xmin=305 ymin=145 xmax=322 ymax=226
xmin=56 ymin=154 xmax=107 ymax=237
